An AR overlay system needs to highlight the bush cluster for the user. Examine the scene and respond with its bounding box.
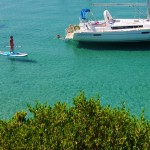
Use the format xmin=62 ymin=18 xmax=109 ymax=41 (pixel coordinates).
xmin=0 ymin=92 xmax=150 ymax=149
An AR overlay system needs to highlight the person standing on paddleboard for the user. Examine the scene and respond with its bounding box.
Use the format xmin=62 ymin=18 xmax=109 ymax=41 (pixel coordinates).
xmin=10 ymin=35 xmax=14 ymax=53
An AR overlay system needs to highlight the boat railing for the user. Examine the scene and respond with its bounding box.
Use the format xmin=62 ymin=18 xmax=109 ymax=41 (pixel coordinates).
xmin=92 ymin=1 xmax=150 ymax=19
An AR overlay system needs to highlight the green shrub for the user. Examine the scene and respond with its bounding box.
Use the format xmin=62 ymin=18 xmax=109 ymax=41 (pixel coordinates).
xmin=0 ymin=92 xmax=149 ymax=149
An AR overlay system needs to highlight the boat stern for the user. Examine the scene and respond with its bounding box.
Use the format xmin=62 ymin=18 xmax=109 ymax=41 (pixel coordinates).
xmin=65 ymin=24 xmax=80 ymax=40
xmin=65 ymin=32 xmax=74 ymax=40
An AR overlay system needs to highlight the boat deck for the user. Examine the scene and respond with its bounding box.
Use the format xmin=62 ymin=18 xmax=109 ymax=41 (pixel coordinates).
xmin=65 ymin=33 xmax=74 ymax=39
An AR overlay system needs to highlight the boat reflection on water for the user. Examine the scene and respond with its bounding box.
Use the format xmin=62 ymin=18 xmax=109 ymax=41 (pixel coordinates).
xmin=77 ymin=41 xmax=150 ymax=51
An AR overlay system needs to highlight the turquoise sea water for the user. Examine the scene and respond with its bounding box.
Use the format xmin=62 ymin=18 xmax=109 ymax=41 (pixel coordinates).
xmin=0 ymin=0 xmax=150 ymax=120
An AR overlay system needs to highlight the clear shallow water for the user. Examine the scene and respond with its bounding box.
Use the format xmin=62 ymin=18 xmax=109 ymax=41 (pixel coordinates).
xmin=0 ymin=0 xmax=150 ymax=120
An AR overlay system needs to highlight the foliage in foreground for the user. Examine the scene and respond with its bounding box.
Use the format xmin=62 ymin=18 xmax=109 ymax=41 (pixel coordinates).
xmin=0 ymin=92 xmax=150 ymax=150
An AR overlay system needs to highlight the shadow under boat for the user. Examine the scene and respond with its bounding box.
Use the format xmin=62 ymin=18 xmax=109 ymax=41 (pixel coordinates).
xmin=77 ymin=41 xmax=150 ymax=51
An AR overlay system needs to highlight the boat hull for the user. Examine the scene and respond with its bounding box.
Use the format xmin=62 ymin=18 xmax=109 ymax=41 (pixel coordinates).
xmin=73 ymin=29 xmax=150 ymax=42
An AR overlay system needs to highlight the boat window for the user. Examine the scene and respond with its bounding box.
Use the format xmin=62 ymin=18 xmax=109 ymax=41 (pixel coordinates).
xmin=141 ymin=32 xmax=149 ymax=34
xmin=111 ymin=25 xmax=143 ymax=30
xmin=93 ymin=34 xmax=101 ymax=36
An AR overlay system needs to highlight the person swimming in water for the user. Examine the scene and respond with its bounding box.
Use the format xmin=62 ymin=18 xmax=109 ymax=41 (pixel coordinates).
xmin=55 ymin=34 xmax=65 ymax=40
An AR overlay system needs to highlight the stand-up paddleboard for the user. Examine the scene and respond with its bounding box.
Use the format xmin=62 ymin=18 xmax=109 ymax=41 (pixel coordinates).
xmin=0 ymin=51 xmax=28 ymax=57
